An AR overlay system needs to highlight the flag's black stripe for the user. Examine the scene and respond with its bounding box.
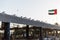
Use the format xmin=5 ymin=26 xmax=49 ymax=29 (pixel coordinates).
xmin=48 ymin=13 xmax=54 ymax=15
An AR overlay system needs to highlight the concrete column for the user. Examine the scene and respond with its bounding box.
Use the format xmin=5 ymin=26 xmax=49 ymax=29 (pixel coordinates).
xmin=53 ymin=30 xmax=58 ymax=37
xmin=39 ymin=27 xmax=43 ymax=40
xmin=2 ymin=22 xmax=10 ymax=40
xmin=26 ymin=25 xmax=29 ymax=40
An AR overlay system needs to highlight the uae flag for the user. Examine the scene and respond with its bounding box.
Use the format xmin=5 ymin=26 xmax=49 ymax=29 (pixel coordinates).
xmin=48 ymin=9 xmax=57 ymax=15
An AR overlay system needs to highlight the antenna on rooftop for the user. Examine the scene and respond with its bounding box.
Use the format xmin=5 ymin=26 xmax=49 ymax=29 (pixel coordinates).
xmin=17 ymin=9 xmax=19 ymax=14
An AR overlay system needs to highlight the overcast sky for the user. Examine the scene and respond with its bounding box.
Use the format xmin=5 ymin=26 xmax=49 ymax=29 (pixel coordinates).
xmin=0 ymin=0 xmax=60 ymax=24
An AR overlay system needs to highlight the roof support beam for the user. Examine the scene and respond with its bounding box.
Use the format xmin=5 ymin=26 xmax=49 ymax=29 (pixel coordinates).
xmin=39 ymin=27 xmax=43 ymax=40
xmin=26 ymin=25 xmax=29 ymax=40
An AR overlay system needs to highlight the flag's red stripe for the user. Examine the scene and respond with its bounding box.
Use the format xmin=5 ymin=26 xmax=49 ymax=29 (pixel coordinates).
xmin=54 ymin=9 xmax=57 ymax=15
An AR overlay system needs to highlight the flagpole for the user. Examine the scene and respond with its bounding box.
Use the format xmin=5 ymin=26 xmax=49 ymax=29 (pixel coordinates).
xmin=55 ymin=14 xmax=58 ymax=24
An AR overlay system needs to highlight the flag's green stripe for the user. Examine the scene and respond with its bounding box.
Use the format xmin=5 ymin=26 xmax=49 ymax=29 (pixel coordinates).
xmin=48 ymin=10 xmax=54 ymax=12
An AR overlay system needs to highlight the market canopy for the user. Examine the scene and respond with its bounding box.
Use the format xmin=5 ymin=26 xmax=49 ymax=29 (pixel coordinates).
xmin=0 ymin=12 xmax=60 ymax=29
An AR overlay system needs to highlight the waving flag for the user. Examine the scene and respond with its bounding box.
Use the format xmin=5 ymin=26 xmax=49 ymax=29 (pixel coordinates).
xmin=48 ymin=9 xmax=57 ymax=15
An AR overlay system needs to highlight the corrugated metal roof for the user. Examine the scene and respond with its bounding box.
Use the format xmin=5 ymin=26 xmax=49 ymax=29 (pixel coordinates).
xmin=0 ymin=12 xmax=60 ymax=29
